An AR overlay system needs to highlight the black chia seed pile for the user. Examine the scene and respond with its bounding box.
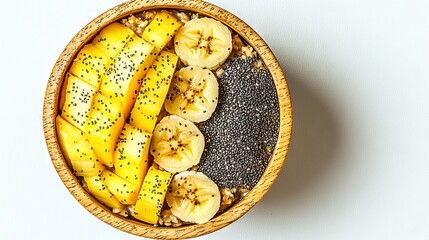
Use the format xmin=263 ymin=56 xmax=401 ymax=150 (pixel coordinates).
xmin=198 ymin=55 xmax=280 ymax=189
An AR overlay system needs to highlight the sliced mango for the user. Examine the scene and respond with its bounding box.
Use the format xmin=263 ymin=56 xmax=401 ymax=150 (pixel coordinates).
xmin=142 ymin=11 xmax=182 ymax=52
xmin=114 ymin=123 xmax=151 ymax=187
xmin=69 ymin=44 xmax=111 ymax=89
xmin=93 ymin=22 xmax=135 ymax=58
xmin=130 ymin=51 xmax=179 ymax=133
xmin=61 ymin=73 xmax=96 ymax=131
xmin=56 ymin=116 xmax=104 ymax=177
xmin=100 ymin=36 xmax=157 ymax=117
xmin=86 ymin=93 xmax=125 ymax=167
xmin=101 ymin=170 xmax=139 ymax=205
xmin=132 ymin=166 xmax=173 ymax=224
xmin=84 ymin=175 xmax=124 ymax=210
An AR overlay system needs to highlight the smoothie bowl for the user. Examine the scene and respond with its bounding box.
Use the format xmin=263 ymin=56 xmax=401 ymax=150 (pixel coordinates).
xmin=43 ymin=0 xmax=292 ymax=238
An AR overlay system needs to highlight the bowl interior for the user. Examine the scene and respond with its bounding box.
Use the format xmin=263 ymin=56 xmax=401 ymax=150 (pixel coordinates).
xmin=43 ymin=0 xmax=292 ymax=239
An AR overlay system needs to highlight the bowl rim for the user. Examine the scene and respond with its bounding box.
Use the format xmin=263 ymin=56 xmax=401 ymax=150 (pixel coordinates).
xmin=43 ymin=0 xmax=293 ymax=239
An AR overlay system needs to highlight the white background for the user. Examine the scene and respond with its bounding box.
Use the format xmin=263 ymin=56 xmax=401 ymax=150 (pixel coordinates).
xmin=1 ymin=0 xmax=428 ymax=239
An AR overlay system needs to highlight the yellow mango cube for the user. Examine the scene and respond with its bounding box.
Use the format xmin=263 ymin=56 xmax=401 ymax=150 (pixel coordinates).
xmin=132 ymin=166 xmax=173 ymax=224
xmin=130 ymin=51 xmax=179 ymax=133
xmin=60 ymin=73 xmax=96 ymax=131
xmin=101 ymin=170 xmax=139 ymax=205
xmin=142 ymin=11 xmax=182 ymax=51
xmin=86 ymin=93 xmax=125 ymax=167
xmin=100 ymin=36 xmax=157 ymax=117
xmin=114 ymin=123 xmax=151 ymax=187
xmin=69 ymin=44 xmax=111 ymax=89
xmin=93 ymin=22 xmax=135 ymax=58
xmin=56 ymin=116 xmax=105 ymax=177
xmin=84 ymin=175 xmax=124 ymax=210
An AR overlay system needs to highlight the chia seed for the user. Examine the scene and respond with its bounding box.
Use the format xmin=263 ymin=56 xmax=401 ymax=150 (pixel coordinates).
xmin=198 ymin=55 xmax=280 ymax=189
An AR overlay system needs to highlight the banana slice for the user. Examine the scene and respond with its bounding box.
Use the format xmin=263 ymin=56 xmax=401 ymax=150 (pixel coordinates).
xmin=174 ymin=17 xmax=232 ymax=70
xmin=150 ymin=115 xmax=204 ymax=173
xmin=166 ymin=171 xmax=221 ymax=224
xmin=165 ymin=66 xmax=219 ymax=122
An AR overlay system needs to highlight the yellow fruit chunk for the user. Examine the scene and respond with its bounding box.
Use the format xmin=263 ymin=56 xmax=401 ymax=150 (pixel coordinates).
xmin=132 ymin=166 xmax=173 ymax=224
xmin=86 ymin=93 xmax=125 ymax=167
xmin=114 ymin=123 xmax=152 ymax=187
xmin=93 ymin=22 xmax=135 ymax=58
xmin=56 ymin=116 xmax=104 ymax=177
xmin=69 ymin=44 xmax=111 ymax=89
xmin=142 ymin=11 xmax=182 ymax=52
xmin=100 ymin=36 xmax=157 ymax=117
xmin=101 ymin=170 xmax=139 ymax=205
xmin=84 ymin=175 xmax=124 ymax=210
xmin=130 ymin=51 xmax=179 ymax=133
xmin=60 ymin=73 xmax=96 ymax=131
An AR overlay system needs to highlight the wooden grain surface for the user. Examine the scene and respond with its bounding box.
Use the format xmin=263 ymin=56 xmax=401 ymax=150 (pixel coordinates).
xmin=43 ymin=0 xmax=293 ymax=239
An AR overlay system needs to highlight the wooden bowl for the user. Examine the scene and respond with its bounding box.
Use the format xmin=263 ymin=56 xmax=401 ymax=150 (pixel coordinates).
xmin=43 ymin=0 xmax=292 ymax=239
